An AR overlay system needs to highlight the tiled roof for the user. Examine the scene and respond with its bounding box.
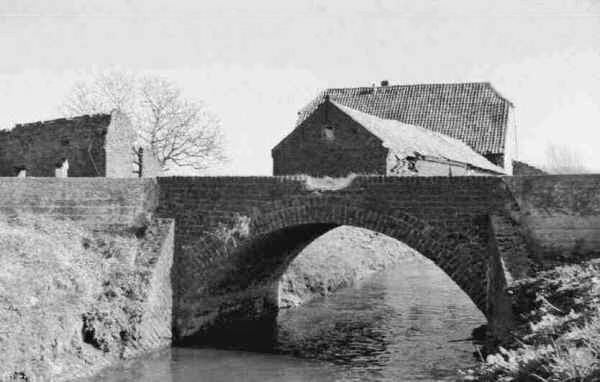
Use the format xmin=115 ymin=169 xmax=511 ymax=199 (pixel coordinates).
xmin=297 ymin=82 xmax=512 ymax=155
xmin=332 ymin=101 xmax=505 ymax=174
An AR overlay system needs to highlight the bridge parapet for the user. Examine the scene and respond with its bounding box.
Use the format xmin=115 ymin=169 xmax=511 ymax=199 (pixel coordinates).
xmin=0 ymin=178 xmax=158 ymax=228
xmin=504 ymin=174 xmax=600 ymax=267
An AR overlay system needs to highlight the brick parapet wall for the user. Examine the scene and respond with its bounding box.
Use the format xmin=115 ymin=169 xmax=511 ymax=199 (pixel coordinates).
xmin=155 ymin=175 xmax=510 ymax=259
xmin=503 ymin=174 xmax=600 ymax=265
xmin=0 ymin=178 xmax=159 ymax=228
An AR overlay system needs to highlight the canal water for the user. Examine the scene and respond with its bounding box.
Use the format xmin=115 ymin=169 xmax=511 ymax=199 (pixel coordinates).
xmin=84 ymin=259 xmax=486 ymax=382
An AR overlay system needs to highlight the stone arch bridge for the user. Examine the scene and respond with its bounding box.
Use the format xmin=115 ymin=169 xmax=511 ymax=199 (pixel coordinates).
xmin=1 ymin=175 xmax=599 ymax=343
xmin=154 ymin=175 xmax=600 ymax=342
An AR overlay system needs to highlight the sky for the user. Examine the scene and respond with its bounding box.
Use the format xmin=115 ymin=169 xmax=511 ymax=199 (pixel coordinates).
xmin=0 ymin=0 xmax=599 ymax=175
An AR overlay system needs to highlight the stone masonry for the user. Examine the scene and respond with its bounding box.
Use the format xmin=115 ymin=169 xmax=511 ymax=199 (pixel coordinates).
xmin=1 ymin=174 xmax=599 ymax=344
xmin=0 ymin=111 xmax=138 ymax=178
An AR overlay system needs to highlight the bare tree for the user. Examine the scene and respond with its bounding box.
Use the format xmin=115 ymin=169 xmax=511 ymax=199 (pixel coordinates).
xmin=544 ymin=143 xmax=589 ymax=174
xmin=63 ymin=70 xmax=225 ymax=172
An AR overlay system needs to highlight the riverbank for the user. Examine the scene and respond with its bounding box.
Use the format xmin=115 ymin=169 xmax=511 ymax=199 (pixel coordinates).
xmin=278 ymin=225 xmax=422 ymax=308
xmin=0 ymin=215 xmax=173 ymax=381
xmin=462 ymin=260 xmax=600 ymax=381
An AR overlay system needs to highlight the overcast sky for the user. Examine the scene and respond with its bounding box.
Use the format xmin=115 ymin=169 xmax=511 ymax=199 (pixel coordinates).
xmin=1 ymin=0 xmax=599 ymax=174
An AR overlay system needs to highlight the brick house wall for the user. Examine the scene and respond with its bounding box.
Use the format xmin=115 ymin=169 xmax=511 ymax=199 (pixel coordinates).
xmin=273 ymin=101 xmax=500 ymax=177
xmin=272 ymin=102 xmax=388 ymax=177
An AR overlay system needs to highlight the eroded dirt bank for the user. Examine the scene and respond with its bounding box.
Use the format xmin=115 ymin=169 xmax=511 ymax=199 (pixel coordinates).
xmin=0 ymin=215 xmax=173 ymax=382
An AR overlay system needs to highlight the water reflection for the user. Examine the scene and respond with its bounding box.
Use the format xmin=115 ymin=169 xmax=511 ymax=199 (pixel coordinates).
xmin=83 ymin=259 xmax=486 ymax=382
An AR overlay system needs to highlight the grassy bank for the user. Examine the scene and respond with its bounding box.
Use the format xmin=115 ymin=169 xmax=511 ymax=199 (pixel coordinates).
xmin=0 ymin=215 xmax=155 ymax=381
xmin=462 ymin=260 xmax=600 ymax=381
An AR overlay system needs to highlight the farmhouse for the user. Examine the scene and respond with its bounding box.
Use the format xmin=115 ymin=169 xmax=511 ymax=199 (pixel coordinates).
xmin=0 ymin=110 xmax=160 ymax=178
xmin=273 ymin=81 xmax=515 ymax=177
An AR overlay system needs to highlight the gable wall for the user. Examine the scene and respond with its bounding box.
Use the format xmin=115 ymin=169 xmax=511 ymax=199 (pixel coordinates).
xmin=0 ymin=115 xmax=109 ymax=177
xmin=105 ymin=111 xmax=137 ymax=178
xmin=272 ymin=103 xmax=387 ymax=176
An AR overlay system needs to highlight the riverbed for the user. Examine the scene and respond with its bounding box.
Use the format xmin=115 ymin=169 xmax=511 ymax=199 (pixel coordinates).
xmin=82 ymin=259 xmax=485 ymax=381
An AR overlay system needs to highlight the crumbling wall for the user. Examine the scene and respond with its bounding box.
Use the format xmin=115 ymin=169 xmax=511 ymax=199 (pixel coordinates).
xmin=104 ymin=111 xmax=138 ymax=178
xmin=0 ymin=114 xmax=110 ymax=177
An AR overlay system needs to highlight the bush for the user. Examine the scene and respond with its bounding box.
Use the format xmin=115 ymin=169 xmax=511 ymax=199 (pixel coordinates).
xmin=462 ymin=261 xmax=600 ymax=381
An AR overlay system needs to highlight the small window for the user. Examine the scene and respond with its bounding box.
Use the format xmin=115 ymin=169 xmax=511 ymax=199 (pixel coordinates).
xmin=323 ymin=125 xmax=335 ymax=141
xmin=61 ymin=138 xmax=70 ymax=146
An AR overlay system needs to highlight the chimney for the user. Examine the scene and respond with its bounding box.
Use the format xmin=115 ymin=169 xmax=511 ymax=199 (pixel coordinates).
xmin=380 ymin=80 xmax=389 ymax=87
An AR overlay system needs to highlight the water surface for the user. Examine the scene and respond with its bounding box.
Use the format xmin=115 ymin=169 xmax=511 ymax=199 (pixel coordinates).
xmin=85 ymin=259 xmax=485 ymax=381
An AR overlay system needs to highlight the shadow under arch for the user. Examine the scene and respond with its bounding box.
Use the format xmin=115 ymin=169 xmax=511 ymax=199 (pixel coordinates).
xmin=176 ymin=198 xmax=489 ymax=345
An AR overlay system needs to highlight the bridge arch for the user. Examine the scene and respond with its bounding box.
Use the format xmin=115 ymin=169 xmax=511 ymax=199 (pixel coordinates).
xmin=248 ymin=199 xmax=488 ymax=311
xmin=175 ymin=196 xmax=490 ymax=342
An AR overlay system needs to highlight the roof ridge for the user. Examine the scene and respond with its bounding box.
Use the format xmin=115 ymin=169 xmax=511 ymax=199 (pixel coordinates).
xmin=324 ymin=81 xmax=492 ymax=92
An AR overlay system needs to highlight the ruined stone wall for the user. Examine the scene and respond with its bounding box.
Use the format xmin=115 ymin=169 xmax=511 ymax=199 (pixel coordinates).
xmin=104 ymin=111 xmax=138 ymax=178
xmin=0 ymin=112 xmax=138 ymax=178
xmin=0 ymin=115 xmax=110 ymax=177
xmin=272 ymin=102 xmax=388 ymax=176
xmin=504 ymin=175 xmax=600 ymax=266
